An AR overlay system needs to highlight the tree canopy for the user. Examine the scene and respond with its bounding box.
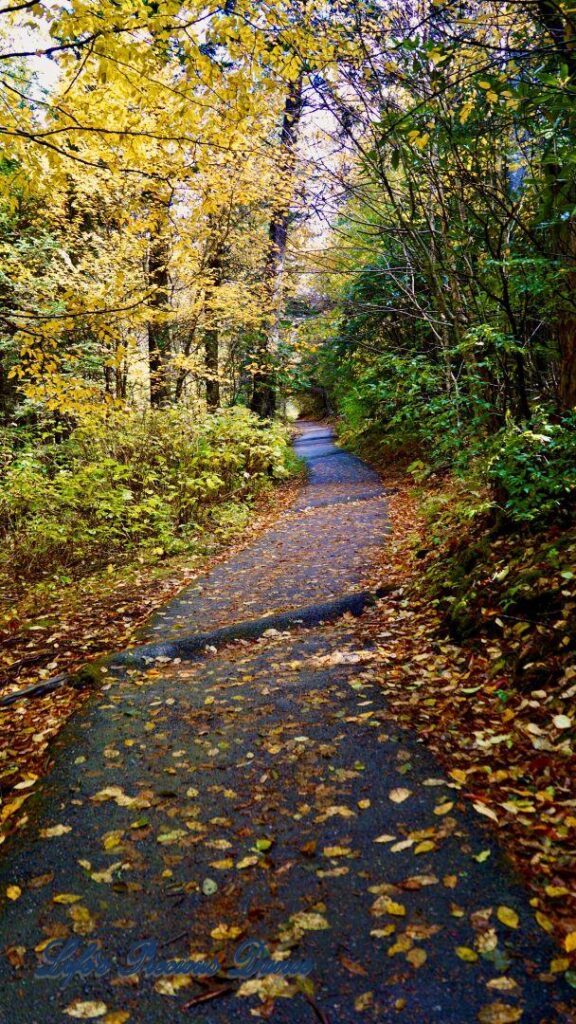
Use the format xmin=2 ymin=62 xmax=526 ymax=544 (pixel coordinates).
xmin=1 ymin=0 xmax=576 ymax=520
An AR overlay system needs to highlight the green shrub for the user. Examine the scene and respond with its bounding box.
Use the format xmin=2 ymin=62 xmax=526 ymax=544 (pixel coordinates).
xmin=485 ymin=414 xmax=576 ymax=523
xmin=334 ymin=352 xmax=485 ymax=470
xmin=0 ymin=406 xmax=294 ymax=586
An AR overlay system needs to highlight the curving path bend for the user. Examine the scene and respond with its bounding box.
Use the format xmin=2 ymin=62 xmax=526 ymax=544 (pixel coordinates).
xmin=0 ymin=423 xmax=571 ymax=1024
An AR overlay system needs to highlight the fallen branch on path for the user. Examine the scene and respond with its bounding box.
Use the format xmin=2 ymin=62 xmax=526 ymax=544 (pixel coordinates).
xmin=0 ymin=587 xmax=397 ymax=707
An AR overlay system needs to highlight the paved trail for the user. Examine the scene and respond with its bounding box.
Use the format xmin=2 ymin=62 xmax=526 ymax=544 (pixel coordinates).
xmin=0 ymin=424 xmax=571 ymax=1023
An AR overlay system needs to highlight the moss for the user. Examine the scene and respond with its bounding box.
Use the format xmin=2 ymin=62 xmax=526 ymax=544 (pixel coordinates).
xmin=72 ymin=662 xmax=106 ymax=690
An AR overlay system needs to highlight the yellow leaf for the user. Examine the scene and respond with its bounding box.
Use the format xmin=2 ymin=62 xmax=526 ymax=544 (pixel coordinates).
xmin=53 ymin=893 xmax=82 ymax=904
xmin=371 ymin=896 xmax=406 ymax=917
xmin=390 ymin=839 xmax=414 ymax=853
xmin=237 ymin=976 xmax=295 ymax=1000
xmin=389 ymin=788 xmax=412 ymax=803
xmin=354 ymin=992 xmax=374 ymax=1012
xmin=14 ymin=775 xmax=38 ymax=790
xmin=91 ymin=787 xmax=136 ymax=807
xmin=414 ymin=841 xmax=436 ymax=854
xmin=545 ymin=885 xmax=569 ymax=897
xmin=65 ymin=1002 xmax=108 ymax=1019
xmin=103 ymin=831 xmax=124 ymax=851
xmin=70 ymin=905 xmax=96 ymax=935
xmin=236 ymin=855 xmax=259 ymax=869
xmin=6 ymin=885 xmax=21 ymax=900
xmin=434 ymin=802 xmax=454 ymax=816
xmin=473 ymin=802 xmax=499 ymax=822
xmin=477 ymin=1004 xmax=523 ymax=1023
xmin=154 ymin=975 xmax=191 ymax=996
xmin=536 ymin=911 xmax=553 ymax=933
xmin=497 ymin=906 xmax=519 ymax=929
xmin=565 ymin=931 xmax=576 ymax=953
xmin=156 ymin=830 xmax=186 ymax=845
xmin=550 ymin=957 xmax=570 ymax=973
xmin=90 ymin=863 xmax=122 ymax=884
xmin=289 ymin=911 xmax=329 ymax=931
xmin=104 ymin=1014 xmax=131 ymax=1024
xmin=406 ymin=947 xmax=427 ymax=968
xmin=456 ymin=947 xmax=478 ymax=962
xmin=486 ymin=978 xmax=518 ymax=993
xmin=40 ymin=824 xmax=71 ymax=838
xmin=370 ymin=925 xmax=396 ymax=938
xmin=1 ymin=796 xmax=30 ymax=822
xmin=210 ymin=923 xmax=243 ymax=940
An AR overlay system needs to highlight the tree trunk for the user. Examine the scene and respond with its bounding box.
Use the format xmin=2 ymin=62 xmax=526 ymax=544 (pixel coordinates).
xmin=250 ymin=74 xmax=303 ymax=418
xmin=0 ymin=355 xmax=18 ymax=424
xmin=533 ymin=3 xmax=576 ymax=411
xmin=204 ymin=241 xmax=225 ymax=412
xmin=147 ymin=200 xmax=172 ymax=408
xmin=558 ymin=296 xmax=576 ymax=411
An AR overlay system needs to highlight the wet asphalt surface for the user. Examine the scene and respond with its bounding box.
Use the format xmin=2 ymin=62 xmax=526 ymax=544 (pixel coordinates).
xmin=0 ymin=423 xmax=572 ymax=1023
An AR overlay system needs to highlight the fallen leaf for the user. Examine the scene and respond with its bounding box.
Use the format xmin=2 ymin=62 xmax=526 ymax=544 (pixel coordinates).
xmin=254 ymin=837 xmax=273 ymax=852
xmin=237 ymin=976 xmax=295 ymax=1000
xmin=70 ymin=905 xmax=96 ymax=935
xmin=156 ymin=829 xmax=186 ymax=845
xmin=389 ymin=788 xmax=412 ymax=803
xmin=236 ymin=855 xmax=259 ymax=869
xmin=154 ymin=975 xmax=192 ymax=996
xmin=0 ymin=796 xmax=30 ymax=823
xmin=486 ymin=979 xmax=518 ymax=993
xmin=414 ymin=840 xmax=435 ymax=854
xmin=390 ymin=839 xmax=414 ymax=853
xmin=477 ymin=1003 xmax=523 ymax=1023
xmin=456 ymin=947 xmax=479 ymax=963
xmin=434 ymin=802 xmax=454 ymax=816
xmin=370 ymin=925 xmax=396 ymax=938
xmin=90 ymin=863 xmax=122 ymax=885
xmin=340 ymin=955 xmax=367 ymax=976
xmin=40 ymin=824 xmax=71 ymax=838
xmin=371 ymin=896 xmax=406 ymax=917
xmin=91 ymin=787 xmax=136 ymax=807
xmin=323 ymin=845 xmax=352 ymax=858
xmin=289 ymin=911 xmax=329 ymax=931
xmin=406 ymin=947 xmax=427 ymax=968
xmin=65 ymin=1001 xmax=108 ymax=1019
xmin=354 ymin=992 xmax=374 ymax=1012
xmin=473 ymin=803 xmax=499 ymax=823
xmin=211 ymin=924 xmax=243 ymax=940
xmin=497 ymin=906 xmax=519 ymax=930
xmin=300 ymin=840 xmax=316 ymax=857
